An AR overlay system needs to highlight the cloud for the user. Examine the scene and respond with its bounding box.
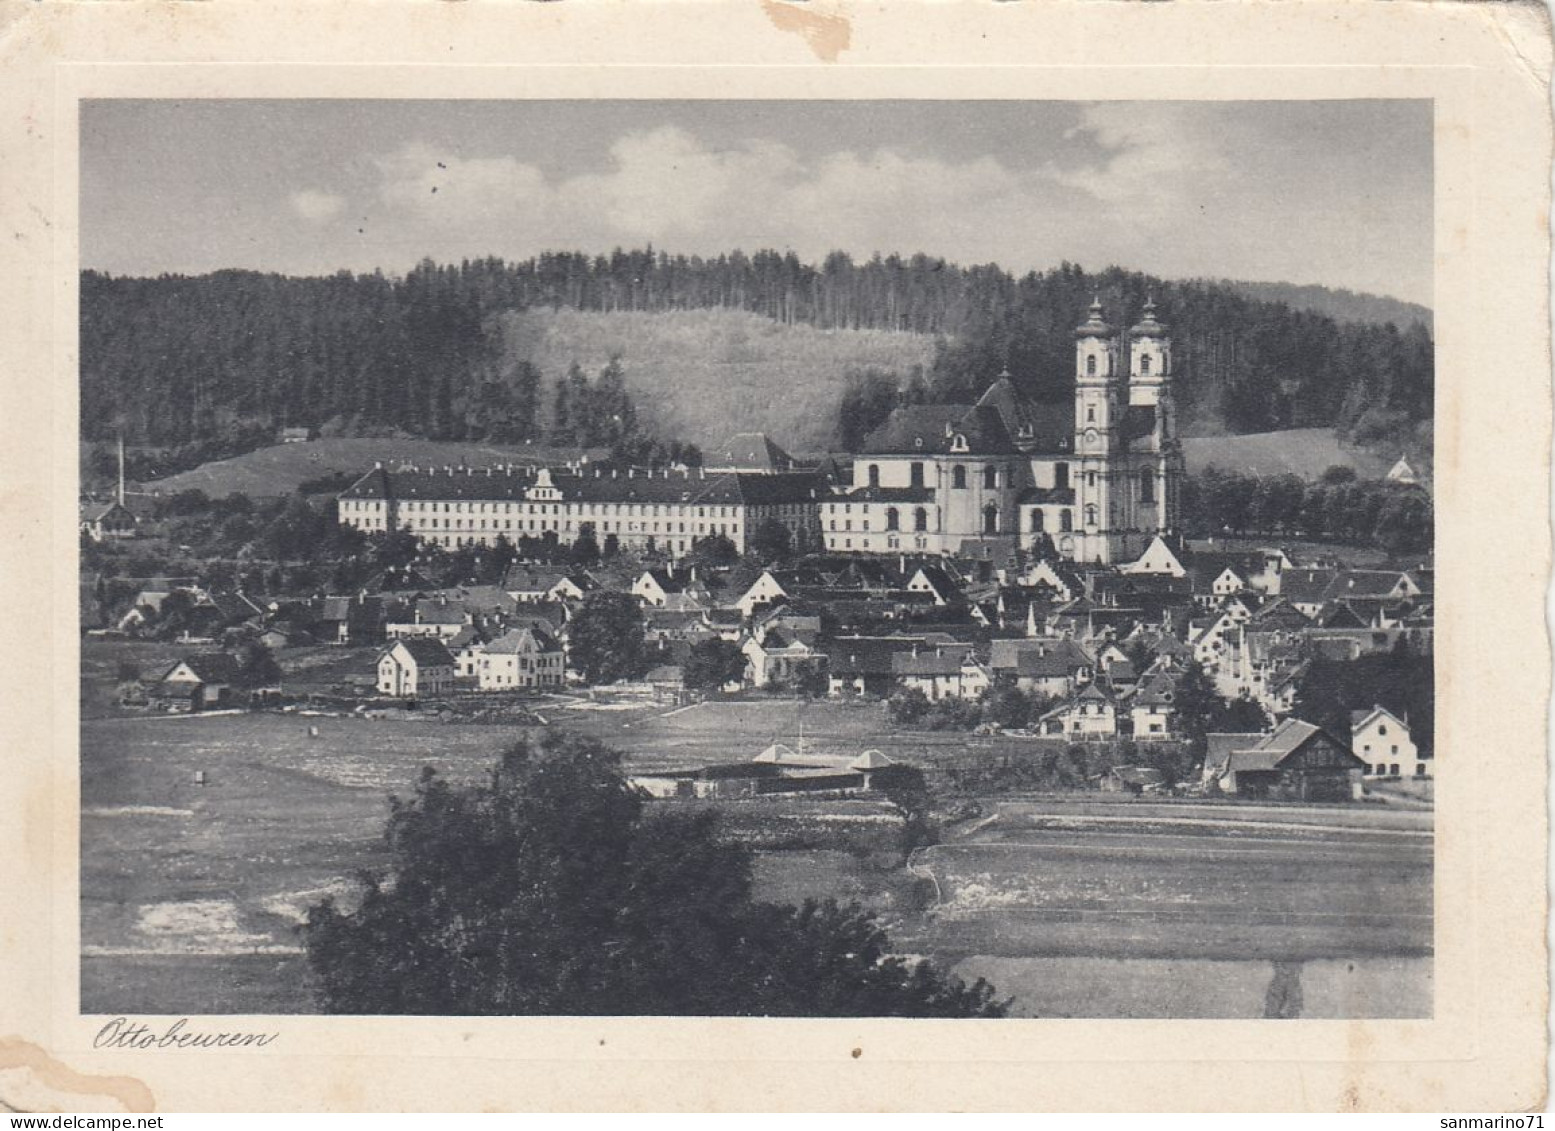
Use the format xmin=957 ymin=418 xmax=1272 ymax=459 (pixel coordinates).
xmin=289 ymin=189 xmax=346 ymax=224
xmin=1050 ymin=103 xmax=1232 ymax=218
xmin=369 ymin=129 xmax=1053 ymax=266
xmin=375 ymin=142 xmax=547 ymax=228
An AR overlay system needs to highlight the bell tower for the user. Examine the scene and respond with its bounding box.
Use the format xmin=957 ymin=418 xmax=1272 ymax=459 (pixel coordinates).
xmin=1126 ymin=296 xmax=1183 ymax=537
xmin=1073 ymin=296 xmax=1119 ymax=563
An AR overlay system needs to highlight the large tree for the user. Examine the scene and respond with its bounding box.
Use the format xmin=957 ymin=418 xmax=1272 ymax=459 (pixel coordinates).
xmin=303 ymin=732 xmax=1005 ymax=1017
xmin=566 ymin=590 xmax=646 ymax=684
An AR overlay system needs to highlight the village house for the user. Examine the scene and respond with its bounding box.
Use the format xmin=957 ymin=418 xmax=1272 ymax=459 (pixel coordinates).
xmin=79 ymin=499 xmax=140 ymax=542
xmin=1038 ymin=681 xmax=1118 ymax=737
xmin=377 ymin=638 xmax=457 ymax=698
xmin=476 ymin=626 xmax=565 ymax=691
xmin=1351 ymin=704 xmax=1427 ymax=779
xmin=1125 ymin=670 xmax=1178 ymax=738
xmin=740 ymin=628 xmax=826 ymax=689
xmin=988 ymin=638 xmax=1095 ymax=699
xmin=384 ymin=597 xmax=470 ymax=641
xmin=1202 ymin=718 xmax=1365 ymax=801
xmin=149 ymin=653 xmax=243 ymax=713
xmin=891 ymin=643 xmax=988 ymax=701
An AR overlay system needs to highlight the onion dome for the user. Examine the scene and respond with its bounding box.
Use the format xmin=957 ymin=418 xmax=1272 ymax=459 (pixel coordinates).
xmin=1074 ymin=296 xmax=1113 ymax=339
xmin=1130 ymin=296 xmax=1167 ymax=337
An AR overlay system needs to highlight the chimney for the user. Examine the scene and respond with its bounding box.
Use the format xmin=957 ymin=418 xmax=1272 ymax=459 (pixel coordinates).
xmin=612 ymin=469 xmax=618 ymax=479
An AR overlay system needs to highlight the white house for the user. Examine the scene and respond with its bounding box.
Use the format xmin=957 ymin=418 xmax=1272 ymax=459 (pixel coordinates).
xmin=1351 ymin=704 xmax=1426 ymax=778
xmin=477 ymin=627 xmax=566 ymax=690
xmin=377 ymin=639 xmax=457 ymax=698
xmin=1120 ymin=534 xmax=1188 ymax=578
xmin=1038 ymin=682 xmax=1118 ymax=737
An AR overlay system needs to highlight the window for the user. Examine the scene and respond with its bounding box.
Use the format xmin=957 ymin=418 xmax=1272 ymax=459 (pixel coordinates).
xmin=1140 ymin=354 xmax=1152 ymax=376
xmin=1390 ymin=764 xmax=1400 ymax=776
xmin=1086 ymin=354 xmax=1097 ymax=376
xmin=1060 ymin=510 xmax=1073 ymax=532
xmin=1085 ymin=504 xmax=1098 ymax=527
xmin=867 ymin=464 xmax=880 ymax=489
xmin=1379 ymin=724 xmax=1388 ymax=735
xmin=1055 ymin=462 xmax=1069 ymax=490
xmin=910 ymin=462 xmax=924 ymax=488
xmin=983 ymin=465 xmax=997 ymax=489
xmin=914 ymin=507 xmax=928 ymax=533
xmin=1140 ymin=468 xmax=1155 ymax=503
xmin=1031 ymin=510 xmax=1045 ymax=533
xmin=885 ymin=508 xmax=899 ymax=531
xmin=952 ymin=465 xmax=967 ymax=490
xmin=1087 ymin=405 xmax=1096 ymax=423
xmin=983 ymin=504 xmax=998 ymax=535
xmin=1087 ymin=470 xmax=1097 ymax=488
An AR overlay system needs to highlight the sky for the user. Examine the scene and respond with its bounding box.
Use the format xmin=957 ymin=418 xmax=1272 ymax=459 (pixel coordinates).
xmin=80 ymin=99 xmax=1434 ymax=307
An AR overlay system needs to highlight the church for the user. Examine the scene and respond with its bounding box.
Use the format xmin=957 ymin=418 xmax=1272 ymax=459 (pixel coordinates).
xmin=820 ymin=298 xmax=1184 ymax=564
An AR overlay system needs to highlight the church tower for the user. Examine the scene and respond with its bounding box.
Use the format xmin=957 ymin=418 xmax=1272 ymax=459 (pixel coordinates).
xmin=1073 ymin=297 xmax=1120 ymax=563
xmin=1126 ymin=297 xmax=1183 ymax=539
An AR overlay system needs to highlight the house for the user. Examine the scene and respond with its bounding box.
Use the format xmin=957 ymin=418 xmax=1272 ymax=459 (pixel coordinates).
xmin=1038 ymin=681 xmax=1118 ymax=737
xmin=988 ymin=638 xmax=1094 ymax=698
xmin=1126 ymin=671 xmax=1177 ymax=738
xmin=905 ymin=566 xmax=960 ymax=606
xmin=632 ymin=568 xmax=705 ymax=608
xmin=150 ymin=653 xmax=242 ymax=712
xmin=826 ymin=636 xmax=922 ymax=698
xmin=79 ymin=499 xmax=139 ymax=542
xmin=377 ymin=639 xmax=457 ymax=698
xmin=1202 ymin=718 xmax=1365 ymax=801
xmin=741 ymin=628 xmax=825 ymax=689
xmin=503 ymin=567 xmax=595 ymax=604
xmin=891 ymin=644 xmax=988 ymax=701
xmin=1119 ymin=534 xmax=1189 ymax=578
xmin=446 ymin=625 xmax=488 ymax=678
xmin=280 ymin=426 xmax=313 ymax=443
xmin=1386 ymin=456 xmax=1420 ymax=485
xmin=1351 ymin=705 xmax=1427 ymax=779
xmin=385 ymin=598 xmax=469 ymax=641
xmin=477 ymin=627 xmax=565 ymax=691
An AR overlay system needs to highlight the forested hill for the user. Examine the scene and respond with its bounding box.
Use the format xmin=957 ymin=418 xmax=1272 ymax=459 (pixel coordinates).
xmin=1210 ymin=279 xmax=1432 ymax=334
xmin=80 ymin=252 xmax=1433 ymax=459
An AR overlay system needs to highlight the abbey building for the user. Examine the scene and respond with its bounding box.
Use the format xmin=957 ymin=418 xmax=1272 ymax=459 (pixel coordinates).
xmin=337 ymin=301 xmax=1183 ymax=567
xmin=821 ymin=299 xmax=1184 ymax=564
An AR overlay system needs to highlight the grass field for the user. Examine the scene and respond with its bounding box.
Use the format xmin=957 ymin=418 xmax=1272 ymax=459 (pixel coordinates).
xmin=1182 ymin=427 xmax=1394 ymax=480
xmin=496 ymin=307 xmax=938 ymax=453
xmin=80 ymin=696 xmax=1433 ymax=1018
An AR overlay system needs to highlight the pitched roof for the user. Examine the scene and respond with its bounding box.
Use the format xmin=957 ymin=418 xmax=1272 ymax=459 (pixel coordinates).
xmin=483 ymin=626 xmax=560 ymax=654
xmin=859 ymin=403 xmax=1020 ymax=456
xmin=163 ymin=652 xmax=241 ymax=685
xmin=706 ymin=432 xmax=796 ymax=472
xmin=392 ymin=638 xmax=457 ymax=667
xmin=343 ymin=465 xmax=827 ymax=507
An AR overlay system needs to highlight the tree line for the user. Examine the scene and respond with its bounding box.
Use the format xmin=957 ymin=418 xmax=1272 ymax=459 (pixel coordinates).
xmin=1181 ymin=465 xmax=1433 ymax=554
xmin=83 ymin=252 xmax=1431 ymax=457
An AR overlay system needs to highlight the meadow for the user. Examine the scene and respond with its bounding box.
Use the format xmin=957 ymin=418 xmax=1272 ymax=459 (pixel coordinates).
xmin=81 ymin=696 xmax=1433 ymax=1018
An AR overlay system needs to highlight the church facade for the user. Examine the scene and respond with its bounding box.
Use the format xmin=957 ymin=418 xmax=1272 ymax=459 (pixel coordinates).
xmin=820 ymin=299 xmax=1184 ymax=564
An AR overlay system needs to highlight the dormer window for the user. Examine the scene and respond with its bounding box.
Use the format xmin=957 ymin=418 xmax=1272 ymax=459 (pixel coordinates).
xmin=950 ymin=433 xmax=968 ymax=453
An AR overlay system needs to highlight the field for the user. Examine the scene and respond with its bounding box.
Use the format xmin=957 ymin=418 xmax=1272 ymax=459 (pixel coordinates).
xmin=1182 ymin=427 xmax=1394 ymax=481
xmin=143 ymin=438 xmax=588 ymax=499
xmin=494 ymin=307 xmax=938 ymax=452
xmin=80 ymin=693 xmax=1432 ymax=1018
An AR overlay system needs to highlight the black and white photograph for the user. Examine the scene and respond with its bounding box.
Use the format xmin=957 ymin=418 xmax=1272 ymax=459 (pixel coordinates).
xmin=73 ymin=96 xmax=1442 ymax=1023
